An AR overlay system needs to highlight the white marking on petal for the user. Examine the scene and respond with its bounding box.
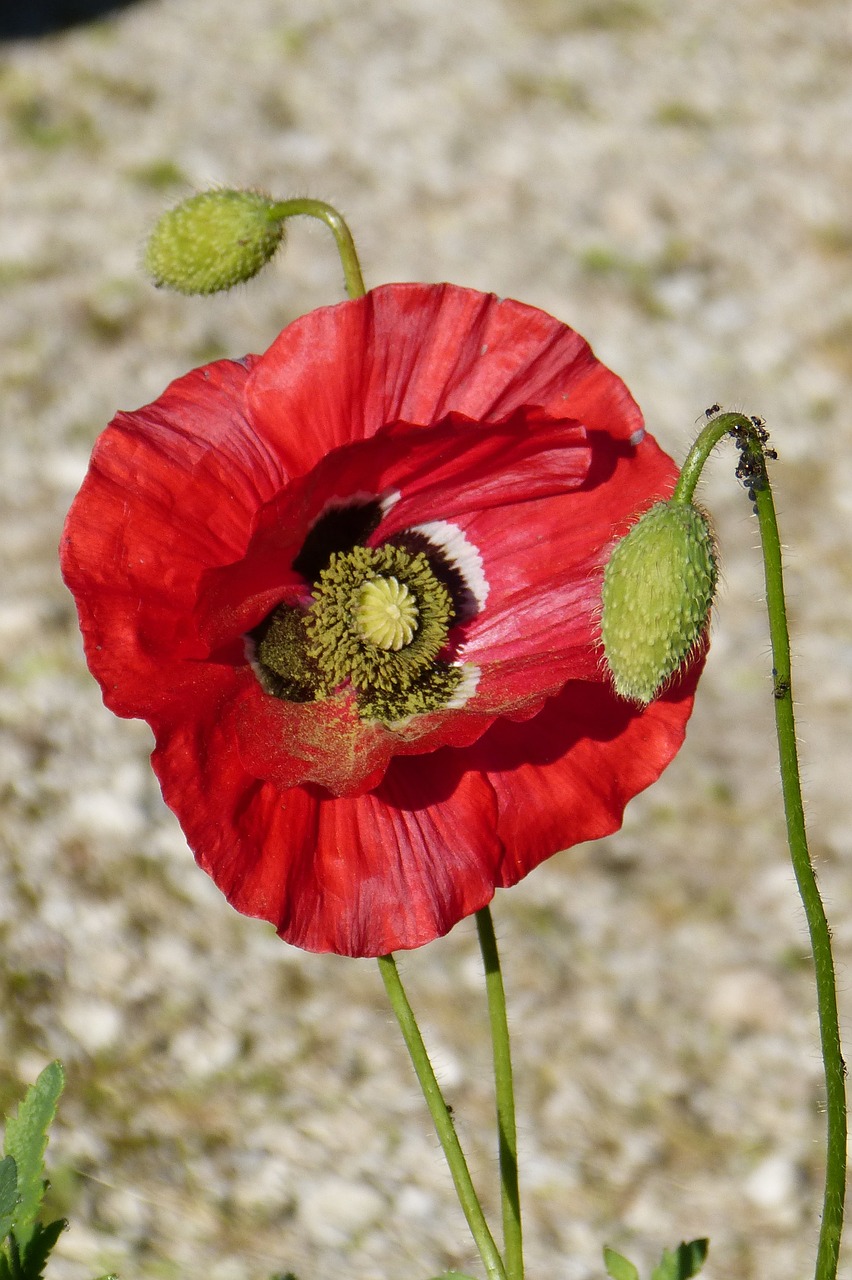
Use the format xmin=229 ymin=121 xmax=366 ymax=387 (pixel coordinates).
xmin=244 ymin=635 xmax=275 ymax=694
xmin=629 ymin=427 xmax=646 ymax=446
xmin=306 ymin=489 xmax=399 ymax=531
xmin=444 ymin=662 xmax=480 ymax=709
xmin=409 ymin=520 xmax=489 ymax=611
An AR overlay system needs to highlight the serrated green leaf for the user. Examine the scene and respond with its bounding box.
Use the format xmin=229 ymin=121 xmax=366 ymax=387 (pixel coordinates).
xmin=0 ymin=1250 xmax=14 ymax=1280
xmin=603 ymin=1246 xmax=640 ymax=1280
xmin=651 ymin=1239 xmax=709 ymax=1280
xmin=3 ymin=1063 xmax=65 ymax=1252
xmin=0 ymin=1156 xmax=18 ymax=1238
xmin=16 ymin=1218 xmax=66 ymax=1280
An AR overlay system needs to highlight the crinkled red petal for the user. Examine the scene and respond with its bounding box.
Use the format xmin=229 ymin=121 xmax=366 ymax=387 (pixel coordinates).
xmin=455 ymin=430 xmax=680 ymax=713
xmin=151 ymin=704 xmax=502 ymax=955
xmin=60 ymin=355 xmax=276 ymax=717
xmin=246 ymin=283 xmax=643 ymax=476
xmin=466 ymin=665 xmax=702 ymax=882
xmin=197 ymin=406 xmax=591 ymax=651
xmin=147 ymin=660 xmax=699 ymax=955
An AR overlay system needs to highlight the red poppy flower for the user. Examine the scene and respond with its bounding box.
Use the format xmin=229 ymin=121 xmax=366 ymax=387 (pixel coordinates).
xmin=61 ymin=283 xmax=699 ymax=956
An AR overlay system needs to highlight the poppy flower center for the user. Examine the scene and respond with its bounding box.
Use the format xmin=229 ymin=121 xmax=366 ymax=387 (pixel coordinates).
xmin=252 ymin=541 xmax=470 ymax=725
xmin=307 ymin=541 xmax=454 ymax=690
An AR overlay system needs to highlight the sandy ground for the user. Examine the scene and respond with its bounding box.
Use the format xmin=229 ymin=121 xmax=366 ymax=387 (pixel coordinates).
xmin=1 ymin=1 xmax=851 ymax=1277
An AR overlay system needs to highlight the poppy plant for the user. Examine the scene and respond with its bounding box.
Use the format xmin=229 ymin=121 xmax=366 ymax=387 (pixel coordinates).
xmin=62 ymin=282 xmax=699 ymax=956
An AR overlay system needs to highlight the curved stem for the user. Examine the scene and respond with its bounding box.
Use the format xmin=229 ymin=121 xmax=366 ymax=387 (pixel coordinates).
xmin=267 ymin=197 xmax=367 ymax=298
xmin=672 ymin=412 xmax=750 ymax=506
xmin=676 ymin=414 xmax=847 ymax=1280
xmin=749 ymin=461 xmax=847 ymax=1280
xmin=476 ymin=908 xmax=524 ymax=1280
xmin=377 ymin=954 xmax=507 ymax=1280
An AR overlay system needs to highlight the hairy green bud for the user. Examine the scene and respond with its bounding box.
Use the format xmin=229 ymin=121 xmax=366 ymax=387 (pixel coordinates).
xmin=601 ymin=500 xmax=717 ymax=705
xmin=145 ymin=189 xmax=286 ymax=294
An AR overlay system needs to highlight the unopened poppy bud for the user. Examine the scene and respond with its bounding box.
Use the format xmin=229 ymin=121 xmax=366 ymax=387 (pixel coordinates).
xmin=601 ymin=500 xmax=717 ymax=705
xmin=145 ymin=189 xmax=286 ymax=294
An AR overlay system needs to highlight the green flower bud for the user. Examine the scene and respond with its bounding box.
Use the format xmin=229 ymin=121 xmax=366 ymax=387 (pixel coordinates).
xmin=144 ymin=189 xmax=286 ymax=295
xmin=601 ymin=500 xmax=717 ymax=705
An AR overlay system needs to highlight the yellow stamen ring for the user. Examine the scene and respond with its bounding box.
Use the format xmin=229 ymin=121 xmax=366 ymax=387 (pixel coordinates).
xmin=305 ymin=542 xmax=455 ymax=705
xmin=355 ymin=576 xmax=419 ymax=651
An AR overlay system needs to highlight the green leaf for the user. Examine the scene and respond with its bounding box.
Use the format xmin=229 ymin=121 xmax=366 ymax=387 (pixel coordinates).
xmin=3 ymin=1063 xmax=65 ymax=1253
xmin=16 ymin=1218 xmax=67 ymax=1280
xmin=0 ymin=1157 xmax=18 ymax=1239
xmin=651 ymin=1239 xmax=709 ymax=1280
xmin=651 ymin=1249 xmax=677 ymax=1280
xmin=678 ymin=1239 xmax=709 ymax=1278
xmin=603 ymin=1247 xmax=640 ymax=1280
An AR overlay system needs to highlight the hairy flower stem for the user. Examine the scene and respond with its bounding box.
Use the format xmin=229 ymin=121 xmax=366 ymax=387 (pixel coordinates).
xmin=267 ymin=198 xmax=366 ymax=298
xmin=476 ymin=908 xmax=524 ymax=1280
xmin=676 ymin=412 xmax=846 ymax=1280
xmin=377 ymin=954 xmax=508 ymax=1280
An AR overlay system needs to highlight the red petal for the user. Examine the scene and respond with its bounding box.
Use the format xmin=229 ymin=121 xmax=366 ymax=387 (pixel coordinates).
xmin=198 ymin=407 xmax=590 ymax=648
xmin=152 ymin=703 xmax=501 ymax=954
xmin=234 ymin=684 xmax=397 ymax=797
xmin=458 ymin=432 xmax=679 ymax=694
xmin=246 ymin=283 xmax=643 ymax=476
xmin=60 ymin=356 xmax=280 ymax=716
xmin=373 ymin=408 xmax=591 ymax=532
xmin=149 ymin=667 xmax=697 ymax=955
xmin=466 ymin=667 xmax=701 ymax=884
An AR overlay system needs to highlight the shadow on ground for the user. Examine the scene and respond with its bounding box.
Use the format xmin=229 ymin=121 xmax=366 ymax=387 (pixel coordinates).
xmin=0 ymin=0 xmax=144 ymax=39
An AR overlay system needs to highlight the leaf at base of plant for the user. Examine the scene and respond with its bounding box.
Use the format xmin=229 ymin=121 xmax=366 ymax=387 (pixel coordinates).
xmin=650 ymin=1238 xmax=709 ymax=1280
xmin=3 ymin=1062 xmax=65 ymax=1254
xmin=18 ymin=1218 xmax=67 ymax=1280
xmin=603 ymin=1246 xmax=641 ymax=1280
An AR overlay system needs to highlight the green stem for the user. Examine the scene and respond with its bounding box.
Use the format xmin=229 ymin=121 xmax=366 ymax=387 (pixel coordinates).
xmin=750 ymin=459 xmax=847 ymax=1280
xmin=476 ymin=908 xmax=524 ymax=1280
xmin=671 ymin=412 xmax=747 ymax=506
xmin=377 ymin=954 xmax=508 ymax=1280
xmin=675 ymin=413 xmax=847 ymax=1280
xmin=267 ymin=197 xmax=367 ymax=298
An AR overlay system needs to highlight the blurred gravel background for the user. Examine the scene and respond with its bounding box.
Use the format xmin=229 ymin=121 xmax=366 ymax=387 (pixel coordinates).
xmin=1 ymin=1 xmax=851 ymax=1278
